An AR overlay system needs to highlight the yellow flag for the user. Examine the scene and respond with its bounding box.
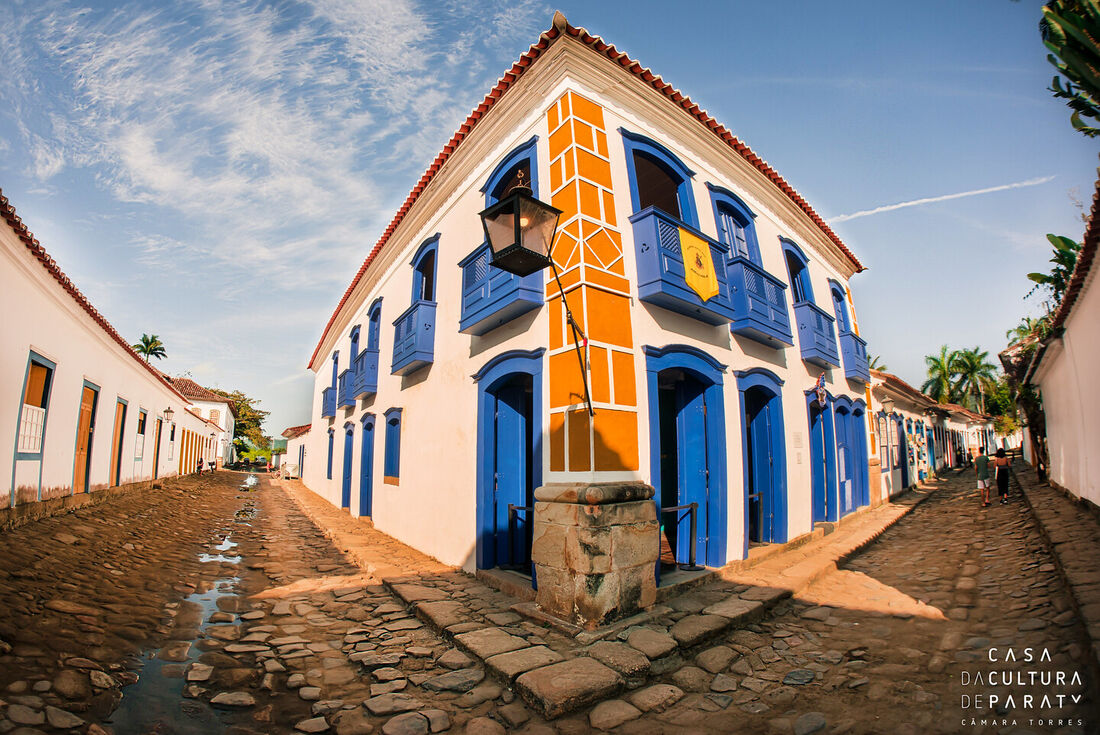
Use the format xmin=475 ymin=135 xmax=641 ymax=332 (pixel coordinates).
xmin=678 ymin=228 xmax=719 ymax=302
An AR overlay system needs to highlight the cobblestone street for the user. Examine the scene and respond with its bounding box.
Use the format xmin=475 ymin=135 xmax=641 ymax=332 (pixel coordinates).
xmin=0 ymin=463 xmax=1096 ymax=735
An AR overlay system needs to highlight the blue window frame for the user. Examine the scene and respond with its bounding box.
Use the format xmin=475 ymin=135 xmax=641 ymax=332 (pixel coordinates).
xmin=392 ymin=237 xmax=439 ymax=375
xmin=367 ymin=299 xmax=382 ymax=350
xmin=829 ymin=282 xmax=851 ymax=333
xmin=781 ymin=239 xmax=814 ymax=304
xmin=14 ymin=351 xmax=56 ymax=462
xmin=708 ymin=184 xmax=761 ymax=265
xmin=621 ymin=128 xmax=698 ymax=227
xmin=350 ymin=325 xmax=361 ymax=362
xmin=459 ymin=139 xmax=544 ymax=336
xmin=326 ymin=428 xmax=334 ymax=480
xmin=383 ymin=408 xmax=402 ymax=485
xmin=481 ymin=136 xmax=539 ymax=205
xmin=411 ymin=235 xmax=438 ymax=303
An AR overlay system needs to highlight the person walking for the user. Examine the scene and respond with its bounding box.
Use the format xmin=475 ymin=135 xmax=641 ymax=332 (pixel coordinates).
xmin=974 ymin=446 xmax=991 ymax=507
xmin=993 ymin=448 xmax=1012 ymax=504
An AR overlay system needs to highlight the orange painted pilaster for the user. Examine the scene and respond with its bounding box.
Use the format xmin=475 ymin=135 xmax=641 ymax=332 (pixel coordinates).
xmin=545 ymin=91 xmax=639 ymax=473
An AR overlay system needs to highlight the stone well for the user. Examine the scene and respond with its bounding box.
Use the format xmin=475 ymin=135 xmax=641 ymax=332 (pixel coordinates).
xmin=531 ymin=481 xmax=659 ymax=630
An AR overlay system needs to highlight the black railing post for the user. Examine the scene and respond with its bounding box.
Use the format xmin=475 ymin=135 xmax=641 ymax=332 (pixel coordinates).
xmin=507 ymin=503 xmax=518 ymax=567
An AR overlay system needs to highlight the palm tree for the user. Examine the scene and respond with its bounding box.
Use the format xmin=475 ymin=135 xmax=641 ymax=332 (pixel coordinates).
xmin=868 ymin=354 xmax=888 ymax=372
xmin=953 ymin=347 xmax=998 ymax=414
xmin=921 ymin=346 xmax=958 ymax=404
xmin=1005 ymin=316 xmax=1050 ymax=346
xmin=133 ymin=334 xmax=167 ymax=363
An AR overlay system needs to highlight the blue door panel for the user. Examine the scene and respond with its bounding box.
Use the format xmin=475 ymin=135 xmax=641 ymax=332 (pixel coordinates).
xmin=360 ymin=420 xmax=374 ymax=517
xmin=341 ymin=430 xmax=354 ymax=509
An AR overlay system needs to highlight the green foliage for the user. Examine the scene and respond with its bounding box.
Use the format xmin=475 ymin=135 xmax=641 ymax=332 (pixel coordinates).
xmin=212 ymin=389 xmax=270 ymax=450
xmin=921 ymin=345 xmax=957 ymax=403
xmin=1026 ymin=234 xmax=1083 ymax=304
xmin=1041 ymin=0 xmax=1100 ymax=136
xmin=952 ymin=347 xmax=999 ymax=414
xmin=132 ymin=333 xmax=167 ymax=362
xmin=921 ymin=345 xmax=1001 ymax=414
xmin=1005 ymin=315 xmax=1052 ymax=345
xmin=868 ymin=354 xmax=888 ymax=371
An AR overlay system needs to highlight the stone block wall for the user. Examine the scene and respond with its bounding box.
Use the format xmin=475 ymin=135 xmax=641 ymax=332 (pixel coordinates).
xmin=531 ymin=481 xmax=658 ymax=630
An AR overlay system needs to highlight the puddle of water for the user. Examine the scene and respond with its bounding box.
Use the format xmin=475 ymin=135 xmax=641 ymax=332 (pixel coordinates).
xmin=106 ymin=534 xmax=247 ymax=735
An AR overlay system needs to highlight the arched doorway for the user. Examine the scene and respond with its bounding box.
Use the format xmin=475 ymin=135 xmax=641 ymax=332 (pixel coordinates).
xmin=341 ymin=423 xmax=354 ymax=510
xmin=737 ymin=369 xmax=787 ymax=551
xmin=852 ymin=403 xmax=870 ymax=508
xmin=645 ymin=346 xmax=728 ymax=570
xmin=835 ymin=403 xmax=854 ymax=516
xmin=896 ymin=417 xmax=910 ymax=488
xmin=474 ymin=350 xmax=543 ymax=578
xmin=808 ymin=393 xmax=836 ymax=524
xmin=359 ymin=414 xmax=375 ymax=518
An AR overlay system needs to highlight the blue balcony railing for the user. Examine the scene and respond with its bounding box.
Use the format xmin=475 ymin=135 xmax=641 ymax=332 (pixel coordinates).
xmin=353 ymin=348 xmax=379 ymax=398
xmin=459 ymin=244 xmax=543 ymax=335
xmin=630 ymin=206 xmax=736 ymax=326
xmin=727 ymin=256 xmax=794 ymax=347
xmin=392 ymin=300 xmax=436 ymax=375
xmin=793 ymin=301 xmax=840 ymax=368
xmin=321 ymin=386 xmax=336 ymax=418
xmin=337 ymin=369 xmax=355 ymax=409
xmin=839 ymin=330 xmax=870 ymax=383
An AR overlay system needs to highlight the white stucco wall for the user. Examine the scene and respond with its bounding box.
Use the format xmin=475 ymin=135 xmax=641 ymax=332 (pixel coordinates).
xmin=1037 ymin=266 xmax=1099 ymax=506
xmin=2 ymin=222 xmax=214 ymax=504
xmin=302 ymin=71 xmax=869 ymax=570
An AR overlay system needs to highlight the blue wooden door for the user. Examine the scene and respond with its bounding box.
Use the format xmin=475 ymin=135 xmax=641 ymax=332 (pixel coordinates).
xmin=675 ymin=381 xmax=709 ymax=564
xmin=492 ymin=381 xmax=530 ymax=568
xmin=341 ymin=428 xmax=353 ymax=509
xmin=810 ymin=405 xmax=828 ymax=523
xmin=897 ymin=419 xmax=910 ymax=488
xmin=360 ymin=418 xmax=375 ymax=517
xmin=835 ymin=409 xmax=853 ymax=516
xmin=746 ymin=391 xmax=774 ymax=543
xmin=298 ymin=444 xmax=305 ymax=476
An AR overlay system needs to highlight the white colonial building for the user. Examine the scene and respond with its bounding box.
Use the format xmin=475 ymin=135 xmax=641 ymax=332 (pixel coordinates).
xmin=162 ymin=376 xmax=237 ymax=467
xmin=298 ymin=15 xmax=875 ymax=577
xmin=1 ymin=190 xmax=219 ymax=519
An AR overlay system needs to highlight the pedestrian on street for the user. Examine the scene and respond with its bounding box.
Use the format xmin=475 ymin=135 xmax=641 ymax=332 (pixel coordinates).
xmin=196 ymin=457 xmax=204 ymax=475
xmin=974 ymin=446 xmax=991 ymax=507
xmin=993 ymin=448 xmax=1012 ymax=504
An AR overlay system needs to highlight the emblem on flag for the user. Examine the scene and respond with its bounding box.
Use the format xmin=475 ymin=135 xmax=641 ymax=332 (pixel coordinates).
xmin=678 ymin=227 xmax=719 ymax=302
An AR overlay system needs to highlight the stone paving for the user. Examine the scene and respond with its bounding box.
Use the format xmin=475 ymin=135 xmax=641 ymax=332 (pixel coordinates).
xmin=0 ymin=462 xmax=1096 ymax=734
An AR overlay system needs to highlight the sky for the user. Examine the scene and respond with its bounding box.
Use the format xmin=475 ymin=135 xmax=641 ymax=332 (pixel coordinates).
xmin=0 ymin=0 xmax=1094 ymax=437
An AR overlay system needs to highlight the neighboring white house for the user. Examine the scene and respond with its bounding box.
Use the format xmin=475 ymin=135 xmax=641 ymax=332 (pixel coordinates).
xmin=299 ymin=15 xmax=874 ymax=575
xmin=1 ymin=189 xmax=217 ymax=513
xmin=1029 ymin=180 xmax=1099 ymax=508
xmin=281 ymin=424 xmax=310 ymax=480
xmin=162 ymin=376 xmax=237 ymax=467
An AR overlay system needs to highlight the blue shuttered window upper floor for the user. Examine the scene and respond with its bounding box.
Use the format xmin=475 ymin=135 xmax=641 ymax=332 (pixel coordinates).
xmin=392 ymin=237 xmax=438 ymax=375
xmin=460 ymin=138 xmax=543 ymax=335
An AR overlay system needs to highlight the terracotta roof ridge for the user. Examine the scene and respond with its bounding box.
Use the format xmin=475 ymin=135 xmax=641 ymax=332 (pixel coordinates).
xmin=1 ymin=189 xmax=195 ymax=407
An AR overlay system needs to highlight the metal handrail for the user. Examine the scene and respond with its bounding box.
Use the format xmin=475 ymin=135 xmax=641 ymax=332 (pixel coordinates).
xmin=504 ymin=504 xmax=534 ymax=571
xmin=660 ymin=502 xmax=704 ymax=571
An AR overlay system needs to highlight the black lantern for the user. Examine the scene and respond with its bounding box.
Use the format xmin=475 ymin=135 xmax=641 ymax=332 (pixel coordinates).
xmin=478 ymin=172 xmax=562 ymax=277
xmin=163 ymin=406 xmax=174 ymax=423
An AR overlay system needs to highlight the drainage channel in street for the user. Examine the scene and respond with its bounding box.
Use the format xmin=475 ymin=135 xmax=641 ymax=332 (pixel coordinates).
xmin=105 ymin=524 xmax=250 ymax=734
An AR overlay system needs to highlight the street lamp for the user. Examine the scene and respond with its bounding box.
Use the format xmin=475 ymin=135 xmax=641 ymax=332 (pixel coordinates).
xmin=480 ymin=172 xmax=594 ymax=417
xmin=479 ymin=170 xmax=562 ymax=277
xmin=163 ymin=406 xmax=174 ymax=423
xmin=881 ymin=396 xmax=895 ymax=415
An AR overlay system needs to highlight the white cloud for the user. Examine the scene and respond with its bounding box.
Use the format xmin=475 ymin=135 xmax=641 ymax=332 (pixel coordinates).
xmin=829 ymin=176 xmax=1056 ymax=223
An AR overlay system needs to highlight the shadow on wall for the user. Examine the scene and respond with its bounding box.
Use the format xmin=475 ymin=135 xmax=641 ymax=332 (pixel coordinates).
xmin=468 ymin=310 xmax=540 ymax=361
xmin=644 ymin=304 xmax=731 ymax=352
xmin=732 ymin=333 xmax=789 ymax=373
